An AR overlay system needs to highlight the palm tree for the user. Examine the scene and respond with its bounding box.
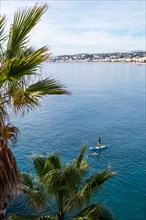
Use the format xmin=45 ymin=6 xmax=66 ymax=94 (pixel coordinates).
xmin=0 ymin=3 xmax=68 ymax=216
xmin=9 ymin=146 xmax=115 ymax=220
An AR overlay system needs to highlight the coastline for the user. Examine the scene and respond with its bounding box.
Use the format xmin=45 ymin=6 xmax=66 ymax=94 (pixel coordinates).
xmin=48 ymin=51 xmax=146 ymax=64
xmin=48 ymin=60 xmax=146 ymax=65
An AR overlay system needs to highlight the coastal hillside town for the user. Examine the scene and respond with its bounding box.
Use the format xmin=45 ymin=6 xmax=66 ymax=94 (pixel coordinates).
xmin=49 ymin=51 xmax=146 ymax=63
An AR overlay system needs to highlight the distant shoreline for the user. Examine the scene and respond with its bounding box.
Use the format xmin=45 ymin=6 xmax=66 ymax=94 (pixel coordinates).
xmin=48 ymin=51 xmax=146 ymax=64
xmin=48 ymin=60 xmax=146 ymax=65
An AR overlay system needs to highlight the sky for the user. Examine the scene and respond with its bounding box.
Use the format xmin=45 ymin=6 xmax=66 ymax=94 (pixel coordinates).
xmin=1 ymin=0 xmax=146 ymax=55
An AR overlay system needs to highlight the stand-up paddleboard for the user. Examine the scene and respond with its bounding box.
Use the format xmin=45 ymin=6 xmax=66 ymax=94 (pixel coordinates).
xmin=89 ymin=145 xmax=107 ymax=151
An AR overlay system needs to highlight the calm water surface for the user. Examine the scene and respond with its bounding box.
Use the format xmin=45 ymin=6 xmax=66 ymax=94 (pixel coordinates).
xmin=9 ymin=62 xmax=145 ymax=220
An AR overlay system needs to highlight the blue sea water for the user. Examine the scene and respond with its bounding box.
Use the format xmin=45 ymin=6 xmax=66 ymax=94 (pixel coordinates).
xmin=9 ymin=62 xmax=145 ymax=219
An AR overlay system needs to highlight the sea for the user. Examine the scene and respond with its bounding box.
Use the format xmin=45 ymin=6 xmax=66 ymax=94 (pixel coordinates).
xmin=8 ymin=62 xmax=145 ymax=220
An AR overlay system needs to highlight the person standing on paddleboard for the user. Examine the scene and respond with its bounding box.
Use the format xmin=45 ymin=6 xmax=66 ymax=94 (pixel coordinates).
xmin=98 ymin=137 xmax=101 ymax=147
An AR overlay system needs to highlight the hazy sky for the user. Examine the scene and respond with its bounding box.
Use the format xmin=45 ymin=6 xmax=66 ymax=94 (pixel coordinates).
xmin=1 ymin=0 xmax=145 ymax=55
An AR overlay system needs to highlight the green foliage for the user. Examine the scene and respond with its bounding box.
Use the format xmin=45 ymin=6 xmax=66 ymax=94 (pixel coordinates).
xmin=11 ymin=146 xmax=115 ymax=220
xmin=73 ymin=145 xmax=88 ymax=170
xmin=0 ymin=3 xmax=68 ymax=206
xmin=20 ymin=172 xmax=46 ymax=210
xmin=73 ymin=204 xmax=114 ymax=220
xmin=9 ymin=213 xmax=56 ymax=220
xmin=6 ymin=4 xmax=48 ymax=59
xmin=0 ymin=123 xmax=19 ymax=145
xmin=0 ymin=3 xmax=68 ymax=116
xmin=0 ymin=15 xmax=7 ymax=48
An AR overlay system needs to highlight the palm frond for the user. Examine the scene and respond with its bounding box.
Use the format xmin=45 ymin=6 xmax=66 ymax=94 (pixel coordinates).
xmin=85 ymin=167 xmax=116 ymax=189
xmin=20 ymin=172 xmax=46 ymax=210
xmin=0 ymin=15 xmax=7 ymax=47
xmin=6 ymin=4 xmax=48 ymax=58
xmin=73 ymin=145 xmax=88 ymax=171
xmin=66 ymin=167 xmax=115 ymax=210
xmin=10 ymin=77 xmax=69 ymax=113
xmin=33 ymin=154 xmax=48 ymax=178
xmin=73 ymin=204 xmax=115 ymax=220
xmin=32 ymin=154 xmax=61 ymax=178
xmin=63 ymin=164 xmax=83 ymax=189
xmin=11 ymin=89 xmax=41 ymax=114
xmin=45 ymin=153 xmax=62 ymax=170
xmin=42 ymin=169 xmax=65 ymax=194
xmin=0 ymin=15 xmax=7 ymax=65
xmin=42 ymin=164 xmax=83 ymax=195
xmin=1 ymin=46 xmax=48 ymax=85
xmin=20 ymin=172 xmax=35 ymax=189
xmin=26 ymin=78 xmax=69 ymax=96
xmin=77 ymin=167 xmax=116 ymax=204
xmin=0 ymin=123 xmax=19 ymax=146
xmin=9 ymin=213 xmax=56 ymax=220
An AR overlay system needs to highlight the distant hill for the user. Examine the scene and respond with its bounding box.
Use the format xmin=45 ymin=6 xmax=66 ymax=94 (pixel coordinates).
xmin=49 ymin=51 xmax=146 ymax=63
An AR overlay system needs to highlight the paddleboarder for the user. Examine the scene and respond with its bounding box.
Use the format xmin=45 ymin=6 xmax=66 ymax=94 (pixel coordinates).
xmin=98 ymin=137 xmax=101 ymax=147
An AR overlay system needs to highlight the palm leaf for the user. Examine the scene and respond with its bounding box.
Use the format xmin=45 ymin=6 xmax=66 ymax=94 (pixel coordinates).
xmin=33 ymin=155 xmax=48 ymax=178
xmin=73 ymin=145 xmax=88 ymax=171
xmin=44 ymin=153 xmax=62 ymax=170
xmin=0 ymin=123 xmax=19 ymax=146
xmin=41 ymin=163 xmax=86 ymax=204
xmin=0 ymin=15 xmax=7 ymax=50
xmin=1 ymin=46 xmax=48 ymax=85
xmin=7 ymin=4 xmax=48 ymax=58
xmin=72 ymin=204 xmax=115 ymax=220
xmin=10 ymin=77 xmax=68 ymax=113
xmin=85 ymin=167 xmax=116 ymax=189
xmin=9 ymin=213 xmax=56 ymax=220
xmin=66 ymin=167 xmax=116 ymax=210
xmin=26 ymin=78 xmax=69 ymax=96
xmin=20 ymin=172 xmax=46 ymax=210
xmin=77 ymin=167 xmax=116 ymax=204
xmin=32 ymin=154 xmax=62 ymax=178
xmin=11 ymin=89 xmax=41 ymax=113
